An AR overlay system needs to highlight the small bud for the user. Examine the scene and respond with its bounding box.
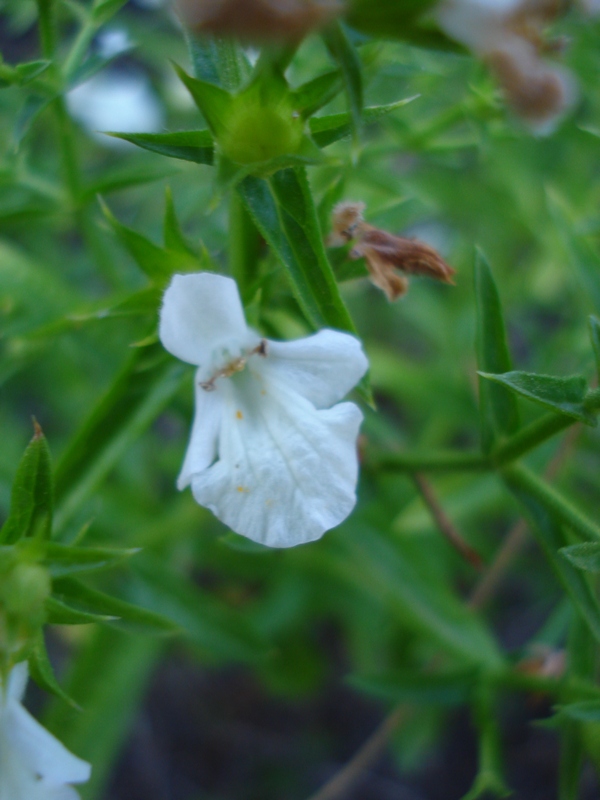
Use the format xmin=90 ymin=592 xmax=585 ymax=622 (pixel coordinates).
xmin=329 ymin=201 xmax=456 ymax=301
xmin=174 ymin=0 xmax=345 ymax=41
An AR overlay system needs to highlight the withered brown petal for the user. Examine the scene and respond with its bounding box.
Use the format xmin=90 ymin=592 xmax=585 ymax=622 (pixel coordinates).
xmin=358 ymin=228 xmax=456 ymax=285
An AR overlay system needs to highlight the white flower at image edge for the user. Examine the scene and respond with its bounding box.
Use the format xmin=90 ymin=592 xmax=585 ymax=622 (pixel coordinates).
xmin=0 ymin=663 xmax=91 ymax=800
xmin=159 ymin=272 xmax=369 ymax=548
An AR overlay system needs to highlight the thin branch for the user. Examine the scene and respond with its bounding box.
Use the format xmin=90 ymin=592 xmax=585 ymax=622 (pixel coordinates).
xmin=413 ymin=472 xmax=484 ymax=571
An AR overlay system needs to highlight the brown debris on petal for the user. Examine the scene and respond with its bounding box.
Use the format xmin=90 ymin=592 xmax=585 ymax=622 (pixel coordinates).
xmin=174 ymin=0 xmax=344 ymax=41
xmin=330 ymin=201 xmax=456 ymax=302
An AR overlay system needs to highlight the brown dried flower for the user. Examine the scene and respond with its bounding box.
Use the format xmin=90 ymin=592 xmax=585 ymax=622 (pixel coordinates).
xmin=174 ymin=0 xmax=344 ymax=41
xmin=436 ymin=0 xmax=576 ymax=133
xmin=329 ymin=201 xmax=456 ymax=301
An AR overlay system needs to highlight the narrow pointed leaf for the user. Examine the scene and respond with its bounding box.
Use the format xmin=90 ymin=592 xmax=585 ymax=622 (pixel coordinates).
xmin=475 ymin=252 xmax=520 ymax=452
xmin=293 ymin=69 xmax=344 ymax=119
xmin=53 ymin=577 xmax=176 ymax=632
xmin=44 ymin=542 xmax=139 ymax=578
xmin=163 ymin=187 xmax=197 ymax=255
xmin=589 ymin=316 xmax=600 ymax=383
xmin=323 ymin=22 xmax=363 ymax=143
xmin=479 ymin=371 xmax=596 ymax=426
xmin=100 ymin=199 xmax=198 ymax=283
xmin=237 ymin=167 xmax=355 ymax=332
xmin=106 ymin=129 xmax=214 ymax=165
xmin=310 ymin=98 xmax=417 ymax=148
xmin=46 ymin=595 xmax=117 ymax=625
xmin=28 ymin=632 xmax=78 ymax=707
xmin=349 ymin=668 xmax=476 ymax=706
xmin=560 ymin=543 xmax=600 ymax=573
xmin=0 ymin=422 xmax=53 ymax=544
xmin=187 ymin=34 xmax=251 ymax=90
xmin=174 ymin=65 xmax=232 ymax=136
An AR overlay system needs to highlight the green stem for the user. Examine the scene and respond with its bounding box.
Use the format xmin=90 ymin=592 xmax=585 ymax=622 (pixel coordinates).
xmin=63 ymin=17 xmax=97 ymax=82
xmin=502 ymin=463 xmax=600 ymax=543
xmin=367 ymin=449 xmax=489 ymax=473
xmin=228 ymin=192 xmax=262 ymax=298
xmin=492 ymin=412 xmax=574 ymax=467
xmin=36 ymin=0 xmax=57 ymax=59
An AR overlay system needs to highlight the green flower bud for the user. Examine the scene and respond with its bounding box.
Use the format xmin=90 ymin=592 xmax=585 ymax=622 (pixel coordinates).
xmin=220 ymin=104 xmax=304 ymax=166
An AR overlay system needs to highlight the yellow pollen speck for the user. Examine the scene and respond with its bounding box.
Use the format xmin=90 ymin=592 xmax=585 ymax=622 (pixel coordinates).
xmin=236 ymin=410 xmax=243 ymax=419
xmin=236 ymin=486 xmax=247 ymax=493
xmin=260 ymin=390 xmax=266 ymax=396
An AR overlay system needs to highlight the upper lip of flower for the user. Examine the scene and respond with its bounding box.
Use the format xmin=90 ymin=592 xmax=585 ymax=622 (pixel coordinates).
xmin=159 ymin=272 xmax=369 ymax=548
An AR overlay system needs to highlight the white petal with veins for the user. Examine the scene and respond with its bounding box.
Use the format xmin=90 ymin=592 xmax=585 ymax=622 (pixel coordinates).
xmin=261 ymin=329 xmax=368 ymax=408
xmin=190 ymin=364 xmax=363 ymax=548
xmin=160 ymin=273 xmax=257 ymax=376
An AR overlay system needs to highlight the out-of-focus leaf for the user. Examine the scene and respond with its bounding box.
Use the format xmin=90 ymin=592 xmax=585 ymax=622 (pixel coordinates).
xmin=337 ymin=525 xmax=504 ymax=670
xmin=28 ymin=632 xmax=78 ymax=707
xmin=503 ymin=465 xmax=600 ymax=643
xmin=105 ymin=129 xmax=215 ymax=165
xmin=560 ymin=543 xmax=600 ymax=573
xmin=45 ymin=595 xmax=117 ymax=625
xmin=293 ymin=69 xmax=344 ymax=119
xmin=349 ymin=668 xmax=476 ymax=706
xmin=83 ymin=161 xmax=175 ymax=200
xmin=187 ymin=34 xmax=251 ymax=90
xmin=547 ymin=188 xmax=600 ymax=314
xmin=475 ymin=251 xmax=520 ymax=452
xmin=130 ymin=558 xmax=270 ymax=662
xmin=44 ymin=542 xmax=139 ymax=578
xmin=163 ymin=186 xmax=197 ymax=255
xmin=43 ymin=626 xmax=164 ymax=800
xmin=479 ymin=371 xmax=596 ymax=426
xmin=99 ymin=199 xmax=198 ymax=283
xmin=560 ymin=702 xmax=600 ymax=723
xmin=323 ymin=22 xmax=363 ymax=143
xmin=0 ymin=422 xmax=53 ymax=544
xmin=0 ymin=240 xmax=79 ymax=338
xmin=52 ymin=577 xmax=176 ymax=632
xmin=589 ymin=316 xmax=600 ymax=382
xmin=310 ymin=98 xmax=416 ymax=148
xmin=0 ymin=60 xmax=50 ymax=87
xmin=91 ymin=0 xmax=128 ymax=24
xmin=54 ymin=344 xmax=185 ymax=532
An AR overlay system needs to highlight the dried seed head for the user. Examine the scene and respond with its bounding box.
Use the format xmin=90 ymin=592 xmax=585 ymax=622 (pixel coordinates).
xmin=329 ymin=201 xmax=456 ymax=302
xmin=174 ymin=0 xmax=345 ymax=41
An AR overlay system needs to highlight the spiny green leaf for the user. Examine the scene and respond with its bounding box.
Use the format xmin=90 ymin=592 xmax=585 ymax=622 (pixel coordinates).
xmin=99 ymin=198 xmax=198 ymax=283
xmin=46 ymin=595 xmax=117 ymax=625
xmin=310 ymin=98 xmax=417 ymax=148
xmin=105 ymin=129 xmax=215 ymax=165
xmin=474 ymin=251 xmax=520 ymax=452
xmin=560 ymin=543 xmax=600 ymax=573
xmin=479 ymin=371 xmax=596 ymax=426
xmin=323 ymin=21 xmax=363 ymax=145
xmin=0 ymin=421 xmax=53 ymax=544
xmin=44 ymin=542 xmax=140 ymax=578
xmin=28 ymin=631 xmax=79 ymax=707
xmin=174 ymin=64 xmax=233 ymax=137
xmin=187 ymin=34 xmax=251 ymax=90
xmin=163 ymin=186 xmax=197 ymax=255
xmin=53 ymin=577 xmax=176 ymax=633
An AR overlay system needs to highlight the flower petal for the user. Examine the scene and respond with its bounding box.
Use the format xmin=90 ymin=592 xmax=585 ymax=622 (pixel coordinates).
xmin=6 ymin=662 xmax=28 ymax=703
xmin=177 ymin=372 xmax=223 ymax=489
xmin=189 ymin=368 xmax=363 ymax=547
xmin=5 ymin=702 xmax=91 ymax=787
xmin=159 ymin=273 xmax=252 ymax=370
xmin=261 ymin=329 xmax=368 ymax=409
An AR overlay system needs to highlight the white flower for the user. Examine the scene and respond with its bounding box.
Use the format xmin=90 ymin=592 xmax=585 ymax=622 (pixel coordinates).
xmin=435 ymin=0 xmax=577 ymax=133
xmin=159 ymin=272 xmax=368 ymax=548
xmin=0 ymin=663 xmax=91 ymax=800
